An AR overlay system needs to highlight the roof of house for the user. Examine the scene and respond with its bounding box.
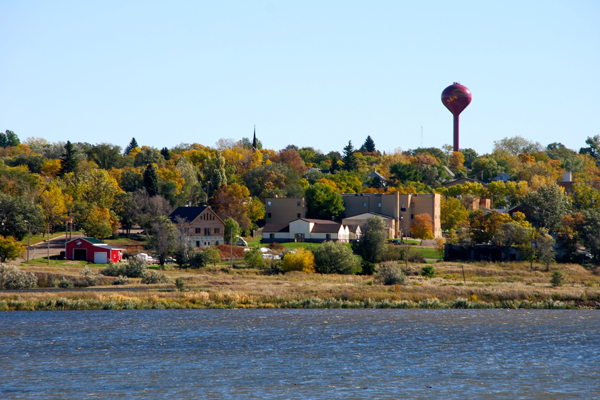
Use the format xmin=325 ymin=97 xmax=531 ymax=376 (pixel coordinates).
xmin=311 ymin=223 xmax=343 ymax=234
xmin=346 ymin=224 xmax=361 ymax=233
xmin=342 ymin=212 xmax=394 ymax=221
xmin=81 ymin=237 xmax=104 ymax=244
xmin=262 ymin=223 xmax=290 ymax=233
xmin=169 ymin=206 xmax=209 ymax=223
xmin=66 ymin=237 xmax=123 ymax=250
xmin=367 ymin=171 xmax=387 ymax=181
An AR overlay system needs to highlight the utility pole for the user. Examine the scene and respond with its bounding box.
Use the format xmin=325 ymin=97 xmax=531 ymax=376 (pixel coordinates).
xmin=24 ymin=220 xmax=30 ymax=262
xmin=47 ymin=222 xmax=50 ymax=266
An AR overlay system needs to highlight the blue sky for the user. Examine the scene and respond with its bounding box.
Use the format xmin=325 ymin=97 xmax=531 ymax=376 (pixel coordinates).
xmin=1 ymin=1 xmax=598 ymax=155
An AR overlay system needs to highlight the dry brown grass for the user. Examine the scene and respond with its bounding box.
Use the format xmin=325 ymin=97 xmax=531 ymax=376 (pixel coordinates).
xmin=2 ymin=261 xmax=599 ymax=310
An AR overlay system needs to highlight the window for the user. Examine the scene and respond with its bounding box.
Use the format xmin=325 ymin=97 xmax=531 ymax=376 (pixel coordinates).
xmin=267 ymin=201 xmax=272 ymax=206
xmin=216 ymin=241 xmax=219 ymax=245
xmin=195 ymin=241 xmax=200 ymax=247
xmin=297 ymin=201 xmax=301 ymax=206
xmin=411 ymin=214 xmax=414 ymax=220
xmin=326 ymin=234 xmax=331 ymax=240
xmin=378 ymin=202 xmax=381 ymax=208
xmin=195 ymin=228 xmax=201 ymax=234
xmin=270 ymin=233 xmax=274 ymax=239
xmin=363 ymin=202 xmax=367 ymax=207
xmin=214 ymin=228 xmax=220 ymax=234
xmin=204 ymin=228 xmax=211 ymax=236
xmin=267 ymin=213 xmax=272 ymax=218
xmin=297 ymin=213 xmax=301 ymax=218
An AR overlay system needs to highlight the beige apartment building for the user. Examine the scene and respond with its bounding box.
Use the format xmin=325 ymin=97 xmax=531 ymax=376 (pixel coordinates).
xmin=264 ymin=192 xmax=441 ymax=239
xmin=342 ymin=192 xmax=441 ymax=238
xmin=264 ymin=197 xmax=306 ymax=224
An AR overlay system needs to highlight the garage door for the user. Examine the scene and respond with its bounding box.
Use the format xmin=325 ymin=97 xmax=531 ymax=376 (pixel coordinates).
xmin=94 ymin=252 xmax=108 ymax=264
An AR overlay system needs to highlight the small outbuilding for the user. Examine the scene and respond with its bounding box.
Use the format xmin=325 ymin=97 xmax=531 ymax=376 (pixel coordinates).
xmin=65 ymin=237 xmax=123 ymax=264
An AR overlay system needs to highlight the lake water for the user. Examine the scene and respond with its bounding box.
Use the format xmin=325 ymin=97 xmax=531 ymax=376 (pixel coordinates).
xmin=1 ymin=310 xmax=599 ymax=399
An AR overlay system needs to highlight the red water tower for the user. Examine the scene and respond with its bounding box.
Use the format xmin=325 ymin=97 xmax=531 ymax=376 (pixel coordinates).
xmin=441 ymin=83 xmax=472 ymax=152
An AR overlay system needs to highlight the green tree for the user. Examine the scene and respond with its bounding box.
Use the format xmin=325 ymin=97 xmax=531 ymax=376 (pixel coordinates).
xmin=579 ymin=135 xmax=600 ymax=159
xmin=143 ymin=164 xmax=160 ymax=197
xmin=352 ymin=217 xmax=387 ymax=264
xmin=461 ymin=148 xmax=478 ymax=169
xmin=210 ymin=150 xmax=227 ymax=194
xmin=440 ymin=197 xmax=469 ymax=231
xmin=0 ymin=131 xmax=6 ymax=147
xmin=0 ymin=193 xmax=44 ymax=240
xmin=147 ymin=216 xmax=178 ymax=266
xmin=59 ymin=141 xmax=78 ymax=176
xmin=537 ymin=229 xmax=556 ymax=271
xmin=305 ymin=182 xmax=344 ymax=220
xmin=86 ymin=144 xmax=123 ymax=170
xmin=493 ymin=136 xmax=543 ymax=155
xmin=113 ymin=192 xmax=139 ymax=236
xmin=0 ymin=235 xmax=24 ymax=262
xmin=160 ymin=147 xmax=171 ymax=160
xmin=471 ymin=157 xmax=502 ymax=181
xmin=521 ymin=183 xmax=571 ymax=230
xmin=203 ymin=247 xmax=221 ymax=266
xmin=579 ymin=209 xmax=600 ymax=263
xmin=124 ymin=137 xmax=139 ymax=156
xmin=244 ymin=247 xmax=265 ymax=269
xmin=3 ymin=130 xmax=21 ymax=147
xmin=361 ymin=136 xmax=376 ymax=153
xmin=342 ymin=141 xmax=358 ymax=172
xmin=390 ymin=163 xmax=422 ymax=184
xmin=313 ymin=241 xmax=361 ymax=274
xmin=134 ymin=147 xmax=162 ymax=167
xmin=224 ymin=218 xmax=240 ymax=244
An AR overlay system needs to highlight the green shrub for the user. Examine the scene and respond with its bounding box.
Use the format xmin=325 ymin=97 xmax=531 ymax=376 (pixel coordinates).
xmin=141 ymin=270 xmax=170 ymax=284
xmin=0 ymin=264 xmax=38 ymax=289
xmin=551 ymin=270 xmax=565 ymax=287
xmin=175 ymin=278 xmax=185 ymax=291
xmin=80 ymin=267 xmax=98 ymax=287
xmin=112 ymin=275 xmax=129 ymax=285
xmin=58 ymin=278 xmax=74 ymax=289
xmin=245 ymin=248 xmax=266 ymax=269
xmin=313 ymin=241 xmax=361 ymax=274
xmin=101 ymin=259 xmax=147 ymax=278
xmin=420 ymin=265 xmax=436 ymax=278
xmin=374 ymin=262 xmax=406 ymax=285
xmin=360 ymin=260 xmax=375 ymax=275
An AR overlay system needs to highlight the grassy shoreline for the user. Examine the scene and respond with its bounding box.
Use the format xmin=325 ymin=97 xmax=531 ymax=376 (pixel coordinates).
xmin=2 ymin=260 xmax=600 ymax=310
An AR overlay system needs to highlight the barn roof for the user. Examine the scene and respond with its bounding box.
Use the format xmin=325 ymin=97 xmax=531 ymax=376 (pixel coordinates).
xmin=81 ymin=237 xmax=105 ymax=244
xmin=169 ymin=206 xmax=209 ymax=223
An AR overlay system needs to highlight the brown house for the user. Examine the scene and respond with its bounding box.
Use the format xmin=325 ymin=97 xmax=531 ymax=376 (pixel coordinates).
xmin=169 ymin=206 xmax=225 ymax=248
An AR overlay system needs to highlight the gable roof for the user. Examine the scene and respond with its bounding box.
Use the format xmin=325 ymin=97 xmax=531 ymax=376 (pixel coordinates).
xmin=342 ymin=212 xmax=394 ymax=221
xmin=263 ymin=223 xmax=290 ymax=233
xmin=169 ymin=206 xmax=210 ymax=224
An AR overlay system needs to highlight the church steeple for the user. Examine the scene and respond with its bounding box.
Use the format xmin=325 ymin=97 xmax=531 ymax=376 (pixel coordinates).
xmin=252 ymin=125 xmax=257 ymax=151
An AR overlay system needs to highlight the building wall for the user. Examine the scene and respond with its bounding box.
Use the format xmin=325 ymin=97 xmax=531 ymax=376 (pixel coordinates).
xmin=343 ymin=193 xmax=441 ymax=238
xmin=176 ymin=208 xmax=225 ymax=248
xmin=265 ymin=197 xmax=306 ymax=224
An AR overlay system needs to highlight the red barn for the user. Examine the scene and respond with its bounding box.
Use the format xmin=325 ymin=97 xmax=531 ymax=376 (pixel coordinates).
xmin=65 ymin=237 xmax=123 ymax=264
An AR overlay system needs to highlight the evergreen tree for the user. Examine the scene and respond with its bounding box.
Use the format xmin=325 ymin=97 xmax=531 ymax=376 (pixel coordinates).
xmin=342 ymin=141 xmax=358 ymax=172
xmin=143 ymin=163 xmax=160 ymax=197
xmin=160 ymin=147 xmax=171 ymax=160
xmin=352 ymin=217 xmax=387 ymax=264
xmin=59 ymin=141 xmax=78 ymax=176
xmin=0 ymin=131 xmax=7 ymax=148
xmin=362 ymin=135 xmax=376 ymax=153
xmin=124 ymin=137 xmax=139 ymax=156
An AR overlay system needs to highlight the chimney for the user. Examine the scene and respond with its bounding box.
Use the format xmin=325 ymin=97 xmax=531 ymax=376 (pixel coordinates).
xmin=563 ymin=171 xmax=572 ymax=182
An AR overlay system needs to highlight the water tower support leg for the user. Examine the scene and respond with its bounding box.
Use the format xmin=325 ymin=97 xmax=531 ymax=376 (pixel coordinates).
xmin=453 ymin=115 xmax=460 ymax=152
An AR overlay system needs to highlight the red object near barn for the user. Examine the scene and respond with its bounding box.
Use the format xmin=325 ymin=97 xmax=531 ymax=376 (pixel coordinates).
xmin=65 ymin=237 xmax=123 ymax=264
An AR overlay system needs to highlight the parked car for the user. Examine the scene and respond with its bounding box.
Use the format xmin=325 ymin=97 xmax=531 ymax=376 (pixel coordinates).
xmin=236 ymin=237 xmax=249 ymax=246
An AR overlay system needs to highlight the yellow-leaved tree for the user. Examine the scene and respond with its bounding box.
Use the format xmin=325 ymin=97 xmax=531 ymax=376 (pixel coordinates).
xmin=281 ymin=248 xmax=315 ymax=273
xmin=39 ymin=182 xmax=71 ymax=233
xmin=410 ymin=213 xmax=435 ymax=240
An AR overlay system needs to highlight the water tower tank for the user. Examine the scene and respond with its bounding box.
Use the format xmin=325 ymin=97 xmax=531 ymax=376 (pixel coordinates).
xmin=441 ymin=83 xmax=472 ymax=152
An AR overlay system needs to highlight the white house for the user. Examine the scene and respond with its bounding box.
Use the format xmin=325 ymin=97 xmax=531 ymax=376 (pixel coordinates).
xmin=262 ymin=218 xmax=350 ymax=243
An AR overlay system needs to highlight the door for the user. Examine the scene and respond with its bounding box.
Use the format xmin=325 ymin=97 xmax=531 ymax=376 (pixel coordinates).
xmin=73 ymin=249 xmax=87 ymax=260
xmin=94 ymin=252 xmax=108 ymax=264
